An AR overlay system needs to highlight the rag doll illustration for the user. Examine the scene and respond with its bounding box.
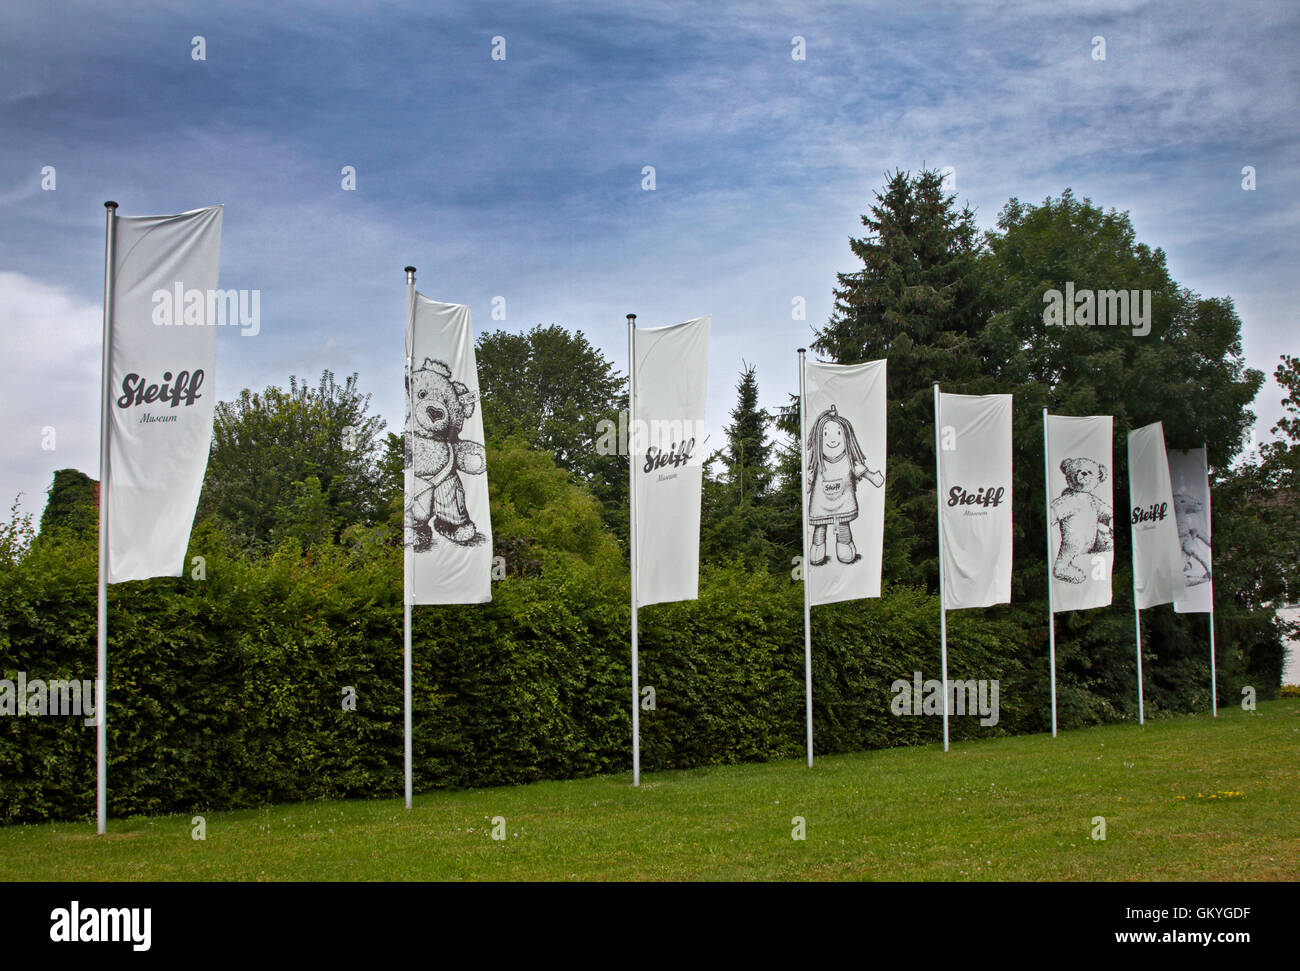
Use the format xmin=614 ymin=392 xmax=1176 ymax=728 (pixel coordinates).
xmin=1172 ymin=492 xmax=1212 ymax=585
xmin=1049 ymin=457 xmax=1113 ymax=583
xmin=404 ymin=357 xmax=487 ymax=552
xmin=806 ymin=405 xmax=884 ymax=565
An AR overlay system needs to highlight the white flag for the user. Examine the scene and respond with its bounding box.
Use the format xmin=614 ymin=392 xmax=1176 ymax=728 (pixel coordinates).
xmin=631 ymin=316 xmax=710 ymax=607
xmin=937 ymin=392 xmax=1013 ymax=610
xmin=1127 ymin=421 xmax=1187 ymax=609
xmin=106 ymin=205 xmax=223 ymax=583
xmin=803 ymin=359 xmax=886 ymax=606
xmin=1046 ymin=414 xmax=1114 ymax=612
xmin=404 ymin=295 xmax=492 ymax=605
xmin=1170 ymin=447 xmax=1214 ymax=614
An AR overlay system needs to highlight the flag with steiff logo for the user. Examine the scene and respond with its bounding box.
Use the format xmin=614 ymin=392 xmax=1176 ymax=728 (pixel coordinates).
xmin=1127 ymin=421 xmax=1187 ymax=609
xmin=936 ymin=392 xmax=1014 ymax=610
xmin=631 ymin=316 xmax=710 ymax=607
xmin=105 ymin=205 xmax=223 ymax=582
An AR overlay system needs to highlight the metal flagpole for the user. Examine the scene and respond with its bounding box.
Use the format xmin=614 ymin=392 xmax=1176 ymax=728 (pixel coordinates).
xmin=97 ymin=201 xmax=118 ymax=835
xmin=1205 ymin=442 xmax=1217 ymax=718
xmin=1043 ymin=408 xmax=1058 ymax=738
xmin=403 ymin=266 xmax=417 ymax=809
xmin=933 ymin=383 xmax=949 ymax=752
xmin=627 ymin=313 xmax=640 ymax=787
xmin=404 ymin=600 xmax=412 ymax=807
xmin=1131 ymin=523 xmax=1145 ymax=726
xmin=1133 ymin=604 xmax=1144 ymax=725
xmin=797 ymin=349 xmax=813 ymax=767
xmin=1209 ymin=610 xmax=1218 ymax=717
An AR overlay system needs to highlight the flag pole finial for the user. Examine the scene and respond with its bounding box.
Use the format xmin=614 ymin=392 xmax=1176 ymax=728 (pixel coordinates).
xmin=104 ymin=201 xmax=118 ymax=210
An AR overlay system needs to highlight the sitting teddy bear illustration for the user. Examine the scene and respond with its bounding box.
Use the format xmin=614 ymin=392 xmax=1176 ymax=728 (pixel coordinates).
xmin=1049 ymin=457 xmax=1113 ymax=584
xmin=404 ymin=357 xmax=487 ymax=552
xmin=1172 ymin=491 xmax=1212 ymax=585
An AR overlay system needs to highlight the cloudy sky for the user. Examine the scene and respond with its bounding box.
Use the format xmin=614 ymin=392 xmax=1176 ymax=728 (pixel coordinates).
xmin=2 ymin=0 xmax=1297 ymax=522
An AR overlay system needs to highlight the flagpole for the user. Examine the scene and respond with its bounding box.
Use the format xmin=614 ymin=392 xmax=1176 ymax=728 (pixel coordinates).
xmin=1133 ymin=604 xmax=1144 ymax=725
xmin=627 ymin=313 xmax=640 ymax=787
xmin=96 ymin=201 xmax=117 ymax=835
xmin=1131 ymin=534 xmax=1145 ymax=726
xmin=1208 ymin=609 xmax=1217 ymax=717
xmin=1205 ymin=442 xmax=1217 ymax=718
xmin=403 ymin=600 xmax=412 ymax=807
xmin=933 ymin=382 xmax=949 ymax=753
xmin=1042 ymin=408 xmax=1058 ymax=738
xmin=797 ymin=349 xmax=813 ymax=767
xmin=403 ymin=265 xmax=417 ymax=809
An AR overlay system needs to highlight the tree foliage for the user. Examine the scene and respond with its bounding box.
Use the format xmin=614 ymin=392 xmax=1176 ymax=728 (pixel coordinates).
xmin=1214 ymin=355 xmax=1300 ymax=672
xmin=802 ymin=173 xmax=1276 ymax=710
xmin=38 ymin=469 xmax=97 ymax=541
xmin=475 ymin=325 xmax=628 ymax=540
xmin=198 ymin=370 xmax=387 ymax=550
xmin=701 ymin=364 xmax=785 ymax=570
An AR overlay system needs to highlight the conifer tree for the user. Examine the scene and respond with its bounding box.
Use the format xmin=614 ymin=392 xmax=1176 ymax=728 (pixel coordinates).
xmin=813 ymin=168 xmax=991 ymax=586
xmin=701 ymin=364 xmax=780 ymax=569
xmin=722 ymin=363 xmax=773 ymax=502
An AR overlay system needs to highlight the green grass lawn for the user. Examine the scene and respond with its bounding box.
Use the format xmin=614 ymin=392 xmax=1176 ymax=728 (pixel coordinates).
xmin=3 ymin=700 xmax=1297 ymax=881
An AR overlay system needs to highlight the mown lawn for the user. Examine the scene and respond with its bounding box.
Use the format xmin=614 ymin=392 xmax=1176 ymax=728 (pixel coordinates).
xmin=3 ymin=700 xmax=1297 ymax=881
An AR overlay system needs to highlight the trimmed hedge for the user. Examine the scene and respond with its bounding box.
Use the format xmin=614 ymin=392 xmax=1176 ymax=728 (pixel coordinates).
xmin=3 ymin=532 xmax=1041 ymax=824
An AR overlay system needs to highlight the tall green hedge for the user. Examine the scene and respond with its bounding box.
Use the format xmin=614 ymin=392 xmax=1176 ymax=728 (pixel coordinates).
xmin=1 ymin=527 xmax=1060 ymax=825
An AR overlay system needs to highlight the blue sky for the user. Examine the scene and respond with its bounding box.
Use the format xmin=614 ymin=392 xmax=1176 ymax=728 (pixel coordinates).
xmin=2 ymin=0 xmax=1298 ymax=521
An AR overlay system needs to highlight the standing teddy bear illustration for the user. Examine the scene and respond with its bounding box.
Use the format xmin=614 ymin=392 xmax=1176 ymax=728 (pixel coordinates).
xmin=404 ymin=357 xmax=487 ymax=552
xmin=1172 ymin=491 xmax=1212 ymax=584
xmin=1050 ymin=457 xmax=1113 ymax=583
xmin=806 ymin=405 xmax=884 ymax=565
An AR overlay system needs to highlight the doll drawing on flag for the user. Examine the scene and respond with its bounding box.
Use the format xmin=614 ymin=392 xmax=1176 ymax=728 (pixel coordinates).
xmin=806 ymin=405 xmax=884 ymax=566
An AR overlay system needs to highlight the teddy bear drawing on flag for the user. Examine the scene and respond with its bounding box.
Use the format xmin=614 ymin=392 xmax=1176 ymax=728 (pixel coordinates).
xmin=1049 ymin=457 xmax=1113 ymax=583
xmin=404 ymin=357 xmax=487 ymax=552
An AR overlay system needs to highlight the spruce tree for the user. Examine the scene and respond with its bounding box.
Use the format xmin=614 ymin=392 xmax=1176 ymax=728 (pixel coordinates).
xmin=701 ymin=364 xmax=780 ymax=569
xmin=723 ymin=363 xmax=773 ymax=502
xmin=812 ymin=168 xmax=992 ymax=587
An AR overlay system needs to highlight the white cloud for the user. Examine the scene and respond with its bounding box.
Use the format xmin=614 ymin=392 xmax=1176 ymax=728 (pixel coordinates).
xmin=0 ymin=271 xmax=102 ymax=523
